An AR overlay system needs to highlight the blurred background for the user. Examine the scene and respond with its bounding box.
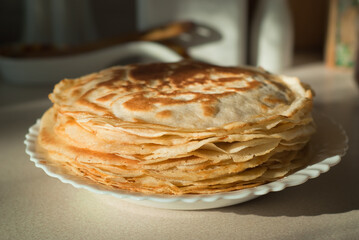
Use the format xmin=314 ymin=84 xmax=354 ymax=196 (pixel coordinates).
xmin=0 ymin=0 xmax=356 ymax=86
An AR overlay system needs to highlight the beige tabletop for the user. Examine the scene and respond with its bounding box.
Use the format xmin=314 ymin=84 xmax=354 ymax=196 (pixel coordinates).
xmin=1 ymin=63 xmax=358 ymax=240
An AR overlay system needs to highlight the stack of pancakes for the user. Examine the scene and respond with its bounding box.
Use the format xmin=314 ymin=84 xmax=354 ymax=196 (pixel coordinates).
xmin=37 ymin=60 xmax=315 ymax=195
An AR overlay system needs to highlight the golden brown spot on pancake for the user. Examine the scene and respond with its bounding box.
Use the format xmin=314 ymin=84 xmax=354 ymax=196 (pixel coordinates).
xmin=199 ymin=94 xmax=220 ymax=117
xmin=96 ymin=79 xmax=118 ymax=88
xmin=65 ymin=76 xmax=99 ymax=98
xmin=216 ymin=77 xmax=246 ymax=83
xmin=227 ymin=80 xmax=262 ymax=92
xmin=260 ymin=103 xmax=269 ymax=110
xmin=156 ymin=110 xmax=172 ymax=119
xmin=76 ymin=98 xmax=111 ymax=114
xmin=122 ymin=94 xmax=156 ymax=111
xmin=169 ymin=63 xmax=210 ymax=87
xmin=129 ymin=63 xmax=170 ymax=81
xmin=132 ymin=118 xmax=145 ymax=123
xmin=96 ymin=69 xmax=125 ymax=88
xmin=82 ymin=88 xmax=97 ymax=98
xmin=70 ymin=88 xmax=82 ymax=98
xmin=263 ymin=96 xmax=286 ymax=105
xmin=201 ymin=105 xmax=218 ymax=117
xmin=96 ymin=93 xmax=117 ymax=102
xmin=122 ymin=91 xmax=233 ymax=113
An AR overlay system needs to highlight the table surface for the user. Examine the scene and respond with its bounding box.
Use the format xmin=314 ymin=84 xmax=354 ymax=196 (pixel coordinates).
xmin=1 ymin=63 xmax=358 ymax=240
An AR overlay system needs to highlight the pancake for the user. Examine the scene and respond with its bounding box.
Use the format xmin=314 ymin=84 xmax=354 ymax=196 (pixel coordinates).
xmin=36 ymin=60 xmax=315 ymax=195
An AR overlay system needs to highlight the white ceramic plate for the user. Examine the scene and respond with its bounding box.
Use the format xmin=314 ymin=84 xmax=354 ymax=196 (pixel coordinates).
xmin=25 ymin=113 xmax=348 ymax=210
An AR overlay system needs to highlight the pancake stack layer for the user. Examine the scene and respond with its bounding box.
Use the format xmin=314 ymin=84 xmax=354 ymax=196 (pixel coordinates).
xmin=37 ymin=60 xmax=315 ymax=195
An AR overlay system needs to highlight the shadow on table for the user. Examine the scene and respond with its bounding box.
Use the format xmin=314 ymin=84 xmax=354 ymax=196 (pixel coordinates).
xmin=214 ymin=163 xmax=359 ymax=217
xmin=214 ymin=100 xmax=359 ymax=217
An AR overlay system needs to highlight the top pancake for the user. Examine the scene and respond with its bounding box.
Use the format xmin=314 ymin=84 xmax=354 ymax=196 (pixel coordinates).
xmin=50 ymin=60 xmax=313 ymax=130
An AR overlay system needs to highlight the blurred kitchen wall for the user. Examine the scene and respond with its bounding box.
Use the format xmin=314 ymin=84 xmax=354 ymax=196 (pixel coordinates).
xmin=0 ymin=0 xmax=329 ymax=64
xmin=247 ymin=0 xmax=329 ymax=64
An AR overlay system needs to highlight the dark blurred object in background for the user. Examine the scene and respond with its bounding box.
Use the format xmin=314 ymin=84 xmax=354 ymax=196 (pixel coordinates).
xmin=0 ymin=0 xmax=24 ymax=45
xmin=0 ymin=0 xmax=136 ymax=46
